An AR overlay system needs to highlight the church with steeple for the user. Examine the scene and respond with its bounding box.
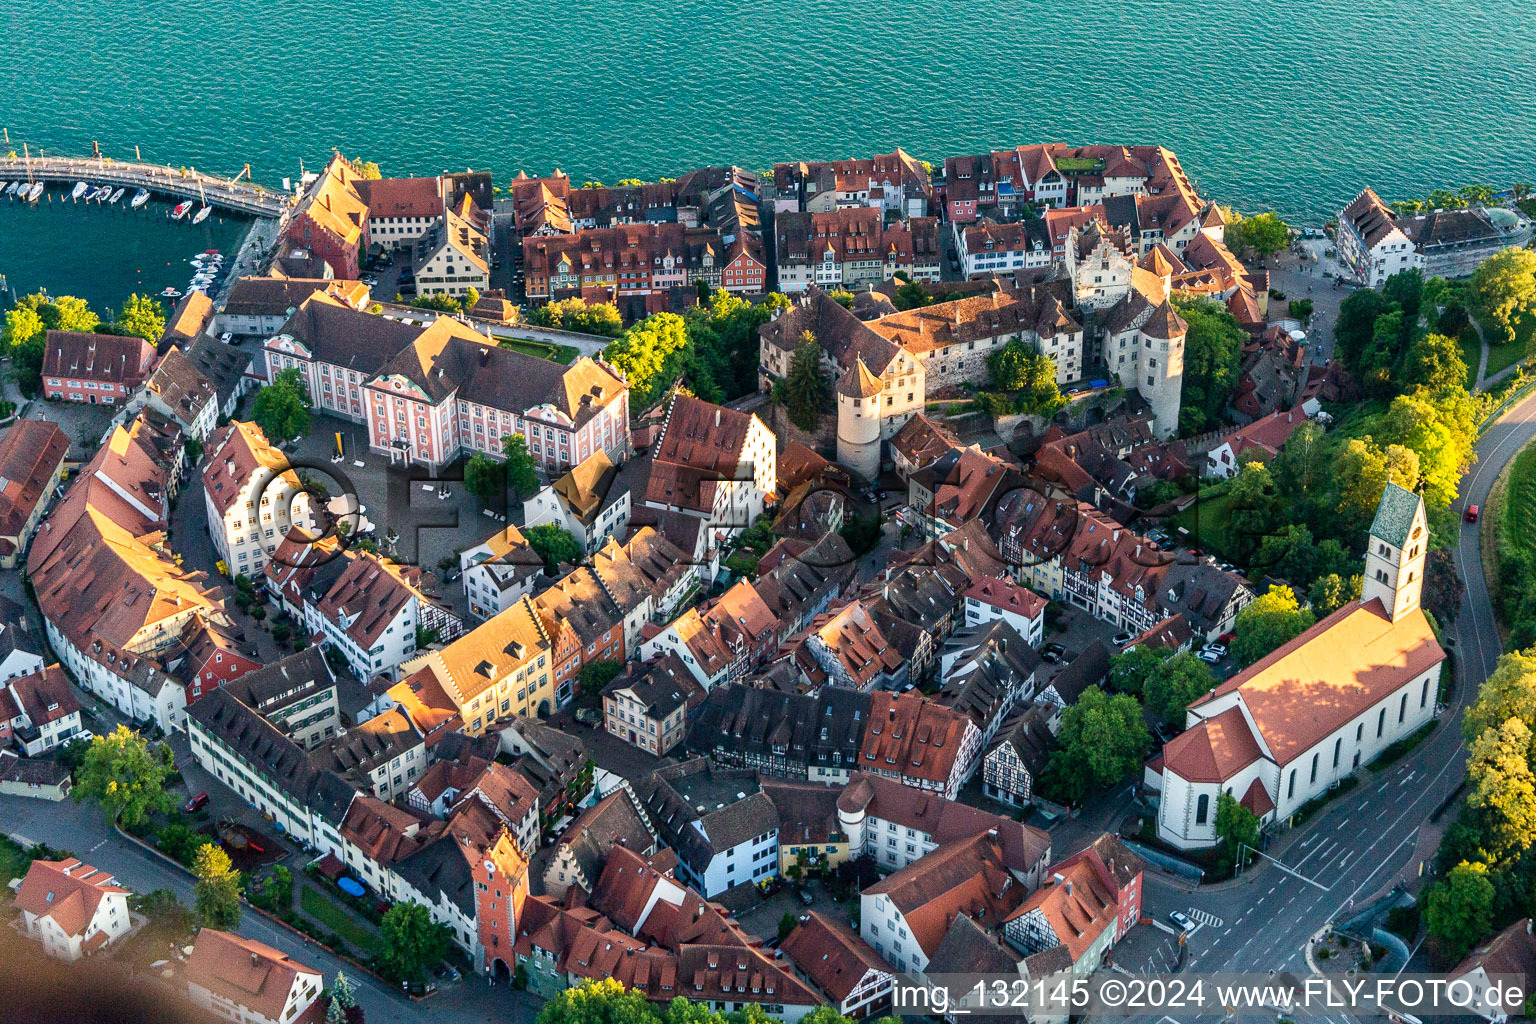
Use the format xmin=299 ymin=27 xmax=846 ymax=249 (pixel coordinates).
xmin=1149 ymin=482 xmax=1445 ymax=850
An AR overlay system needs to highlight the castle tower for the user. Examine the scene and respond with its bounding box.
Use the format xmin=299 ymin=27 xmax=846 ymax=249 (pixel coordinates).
xmin=1135 ymin=299 xmax=1187 ymax=438
xmin=1362 ymin=482 xmax=1428 ymax=622
xmin=836 ymin=358 xmax=883 ymax=481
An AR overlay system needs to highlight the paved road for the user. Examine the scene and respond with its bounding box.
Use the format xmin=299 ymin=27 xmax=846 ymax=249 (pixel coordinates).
xmin=1121 ymin=389 xmax=1536 ymax=1020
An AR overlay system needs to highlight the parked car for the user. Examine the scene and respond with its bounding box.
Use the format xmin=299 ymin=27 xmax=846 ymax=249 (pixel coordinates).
xmin=1169 ymin=910 xmax=1194 ymax=931
xmin=797 ymin=888 xmax=815 ymax=906
xmin=1112 ymin=630 xmax=1137 ymax=647
xmin=1218 ymin=562 xmax=1236 ymax=573
xmin=1040 ymin=642 xmax=1068 ymax=664
xmin=1196 ymin=649 xmax=1222 ymax=665
xmin=1466 ymin=504 xmax=1480 ymax=523
xmin=1203 ymin=643 xmax=1229 ymax=658
xmin=184 ymin=791 xmax=210 ymax=813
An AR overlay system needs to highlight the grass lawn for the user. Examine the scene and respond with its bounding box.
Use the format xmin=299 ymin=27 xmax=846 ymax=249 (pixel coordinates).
xmin=1459 ymin=329 xmax=1483 ymax=388
xmin=1500 ymin=438 xmax=1536 ymax=561
xmin=300 ymin=886 xmax=378 ymax=953
xmin=1486 ymin=342 xmax=1524 ymax=380
xmin=498 ymin=338 xmax=578 ymax=364
xmin=1169 ymin=489 xmax=1237 ymax=560
xmin=0 ymin=835 xmax=33 ymax=884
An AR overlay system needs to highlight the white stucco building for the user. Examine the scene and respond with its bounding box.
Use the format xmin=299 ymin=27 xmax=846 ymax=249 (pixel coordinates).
xmin=1151 ymin=484 xmax=1444 ymax=849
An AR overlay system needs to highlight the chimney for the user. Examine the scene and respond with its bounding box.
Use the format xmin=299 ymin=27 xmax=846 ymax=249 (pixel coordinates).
xmin=715 ymin=408 xmax=721 ymax=428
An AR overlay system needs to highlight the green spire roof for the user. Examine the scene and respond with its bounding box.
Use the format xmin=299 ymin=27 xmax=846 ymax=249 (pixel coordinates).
xmin=1370 ymin=482 xmax=1421 ymax=547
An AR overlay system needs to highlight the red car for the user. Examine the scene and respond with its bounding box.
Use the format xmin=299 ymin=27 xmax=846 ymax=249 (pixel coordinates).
xmin=1466 ymin=505 xmax=1480 ymax=523
xmin=183 ymin=792 xmax=209 ymax=813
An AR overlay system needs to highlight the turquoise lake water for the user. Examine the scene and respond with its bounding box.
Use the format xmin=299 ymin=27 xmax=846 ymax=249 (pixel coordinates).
xmin=0 ymin=0 xmax=1533 ymax=291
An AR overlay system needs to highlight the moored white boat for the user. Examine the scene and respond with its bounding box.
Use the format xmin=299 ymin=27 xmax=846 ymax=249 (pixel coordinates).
xmin=159 ymin=287 xmax=183 ymax=299
xmin=192 ymin=206 xmax=211 ymax=224
xmin=109 ymin=188 xmax=125 ymax=204
xmin=171 ymin=200 xmax=193 ymax=220
xmin=131 ymin=188 xmax=150 ymax=208
xmin=71 ymin=181 xmax=88 ymax=199
xmin=90 ymin=185 xmax=112 ymax=202
xmin=26 ymin=182 xmax=43 ymax=201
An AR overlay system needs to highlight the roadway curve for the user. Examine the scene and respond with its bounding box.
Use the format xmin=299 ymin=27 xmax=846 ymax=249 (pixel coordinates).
xmin=1129 ymin=389 xmax=1536 ymax=988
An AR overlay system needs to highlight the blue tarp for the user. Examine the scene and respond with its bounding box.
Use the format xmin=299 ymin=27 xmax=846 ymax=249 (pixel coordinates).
xmin=337 ymin=877 xmax=366 ymax=897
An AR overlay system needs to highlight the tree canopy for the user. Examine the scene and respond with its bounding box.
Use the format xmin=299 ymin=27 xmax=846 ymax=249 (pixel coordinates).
xmin=464 ymin=453 xmax=505 ymax=504
xmin=604 ymin=312 xmax=690 ymax=410
xmin=526 ymin=298 xmax=624 ymax=338
xmin=1044 ymin=685 xmax=1150 ymax=803
xmin=1224 ymin=212 xmax=1290 ymax=258
xmin=1471 ymin=247 xmax=1536 ymax=347
xmin=502 ymin=433 xmax=540 ymax=497
xmin=113 ymin=293 xmax=166 ymax=342
xmin=72 ymin=725 xmax=176 ymax=827
xmin=1142 ymin=652 xmax=1218 ymax=726
xmin=376 ymin=902 xmax=450 ymax=984
xmin=252 ymin=367 xmax=313 ymax=444
xmin=1424 ymin=861 xmax=1495 ymax=959
xmin=1232 ymin=586 xmax=1316 ymax=667
xmin=782 ymin=330 xmax=828 ymax=432
xmin=1214 ymin=790 xmax=1261 ymax=870
xmin=193 ymin=843 xmax=243 ymax=928
xmin=1175 ymin=300 xmax=1244 ymax=435
xmin=527 ymin=523 xmax=581 ymax=573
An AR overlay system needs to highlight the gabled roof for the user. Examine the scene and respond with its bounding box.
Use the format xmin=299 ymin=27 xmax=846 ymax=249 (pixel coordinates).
xmin=15 ymin=858 xmax=127 ymax=938
xmin=863 ymin=833 xmax=1023 ymax=957
xmin=781 ymin=911 xmax=893 ymax=1002
xmin=0 ymin=419 xmax=68 ymax=540
xmin=186 ymin=928 xmax=320 ymax=1023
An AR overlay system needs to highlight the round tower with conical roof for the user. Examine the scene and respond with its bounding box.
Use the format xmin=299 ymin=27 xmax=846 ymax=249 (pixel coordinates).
xmin=836 ymin=357 xmax=883 ymax=480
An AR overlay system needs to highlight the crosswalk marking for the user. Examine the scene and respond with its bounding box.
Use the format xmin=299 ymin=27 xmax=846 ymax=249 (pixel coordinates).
xmin=1188 ymin=908 xmax=1224 ymax=928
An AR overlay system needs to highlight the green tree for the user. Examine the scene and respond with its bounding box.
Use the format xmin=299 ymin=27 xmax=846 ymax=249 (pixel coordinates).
xmin=251 ymin=368 xmax=313 ymax=443
xmin=347 ymin=158 xmax=383 ymax=180
xmin=604 ymin=312 xmax=690 ymax=409
xmin=464 ymin=453 xmax=505 ymax=504
xmin=4 ymin=306 xmax=47 ymax=397
xmin=1232 ymin=586 xmax=1316 ymax=667
xmin=1307 ymin=573 xmax=1362 ymax=615
xmin=326 ymin=998 xmax=348 ymax=1024
xmin=156 ymin=823 xmax=213 ymax=865
xmin=262 ymin=865 xmax=294 ymax=911
xmin=538 ymin=979 xmax=660 ymax=1024
xmin=526 ymin=298 xmax=624 ymax=337
xmin=778 ymin=911 xmax=799 ymax=942
xmin=527 ymin=523 xmax=581 ymax=572
xmin=1225 ymin=211 xmax=1290 ymax=258
xmin=1471 ymin=247 xmax=1536 ymax=347
xmin=1334 ymin=288 xmax=1395 ymax=375
xmin=464 ymin=285 xmax=481 ymax=311
xmin=377 ymin=901 xmax=450 ymax=984
xmin=1108 ymin=645 xmax=1168 ymax=696
xmin=501 ymin=433 xmax=540 ymax=497
xmin=410 ymin=293 xmax=462 ymax=314
xmin=1174 ymin=301 xmax=1244 ymax=434
xmin=1383 ymin=268 xmax=1425 ymax=323
xmin=193 ymin=843 xmax=243 ymax=928
xmin=1214 ymin=790 xmax=1261 ymax=869
xmin=577 ymin=660 xmax=623 ymax=695
xmin=1465 ymin=650 xmax=1536 ymax=744
xmin=113 ymin=293 xmax=166 ymax=342
xmin=782 ymin=330 xmax=828 ymax=431
xmin=1401 ymin=332 xmax=1469 ymax=393
xmin=1424 ymin=860 xmax=1495 ymax=959
xmin=988 ymin=338 xmax=1038 ymax=390
xmin=1383 ymin=387 xmax=1477 ymax=513
xmin=331 ymin=972 xmax=358 ymax=1010
xmin=1466 ymin=718 xmax=1536 ymax=860
xmin=72 ymin=725 xmax=176 ymax=827
xmin=1334 ymin=437 xmax=1420 ymax=525
xmin=1143 ymin=652 xmax=1217 ymax=726
xmin=1044 ymin=686 xmax=1150 ymax=803
xmin=828 ymin=290 xmax=855 ymax=308
xmin=894 ymin=280 xmax=931 ymax=311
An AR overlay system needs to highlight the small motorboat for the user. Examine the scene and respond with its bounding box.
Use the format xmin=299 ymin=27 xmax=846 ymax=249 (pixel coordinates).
xmin=204 ymin=249 xmax=220 ymax=256
xmin=5 ymin=182 xmax=19 ymax=196
xmin=171 ymin=200 xmax=193 ymax=220
xmin=108 ymin=188 xmax=125 ymax=204
xmin=131 ymin=188 xmax=150 ymax=208
xmin=192 ymin=206 xmax=211 ymax=224
xmin=0 ymin=182 xmax=7 ymax=195
xmin=90 ymin=185 xmax=112 ymax=202
xmin=159 ymin=287 xmax=183 ymax=299
xmin=26 ymin=182 xmax=44 ymax=201
xmin=71 ymin=182 xmax=88 ymax=200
